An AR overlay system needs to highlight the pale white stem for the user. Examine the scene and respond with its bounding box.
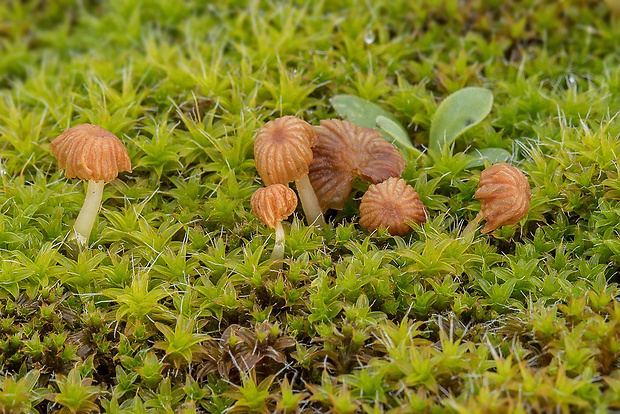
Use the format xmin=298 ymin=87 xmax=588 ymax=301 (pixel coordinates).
xmin=68 ymin=180 xmax=105 ymax=249
xmin=270 ymin=221 xmax=286 ymax=262
xmin=295 ymin=174 xmax=325 ymax=229
xmin=462 ymin=211 xmax=483 ymax=238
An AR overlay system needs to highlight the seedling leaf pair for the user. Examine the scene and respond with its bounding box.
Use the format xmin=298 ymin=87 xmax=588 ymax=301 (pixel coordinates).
xmin=332 ymin=87 xmax=505 ymax=165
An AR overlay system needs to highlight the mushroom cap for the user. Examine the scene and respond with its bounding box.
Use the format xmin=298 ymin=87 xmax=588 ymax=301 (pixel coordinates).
xmin=308 ymin=119 xmax=406 ymax=212
xmin=251 ymin=184 xmax=298 ymax=229
xmin=254 ymin=116 xmax=318 ymax=186
xmin=359 ymin=177 xmax=427 ymax=236
xmin=50 ymin=123 xmax=132 ymax=182
xmin=474 ymin=163 xmax=531 ymax=233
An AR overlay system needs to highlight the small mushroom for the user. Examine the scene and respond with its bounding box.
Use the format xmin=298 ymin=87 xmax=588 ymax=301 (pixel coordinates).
xmin=251 ymin=184 xmax=298 ymax=261
xmin=254 ymin=116 xmax=325 ymax=228
xmin=359 ymin=177 xmax=427 ymax=236
xmin=465 ymin=163 xmax=531 ymax=234
xmin=50 ymin=124 xmax=132 ymax=249
xmin=309 ymin=119 xmax=406 ymax=212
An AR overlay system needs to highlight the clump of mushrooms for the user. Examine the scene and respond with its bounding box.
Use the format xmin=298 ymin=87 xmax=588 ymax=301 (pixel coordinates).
xmin=308 ymin=119 xmax=406 ymax=212
xmin=251 ymin=184 xmax=298 ymax=262
xmin=253 ymin=116 xmax=325 ymax=228
xmin=50 ymin=123 xmax=132 ymax=250
xmin=463 ymin=163 xmax=531 ymax=235
xmin=359 ymin=177 xmax=427 ymax=236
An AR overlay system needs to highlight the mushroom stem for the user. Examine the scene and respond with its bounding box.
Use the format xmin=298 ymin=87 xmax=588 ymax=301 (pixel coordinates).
xmin=270 ymin=221 xmax=286 ymax=263
xmin=295 ymin=174 xmax=325 ymax=229
xmin=68 ymin=180 xmax=105 ymax=248
xmin=461 ymin=211 xmax=483 ymax=238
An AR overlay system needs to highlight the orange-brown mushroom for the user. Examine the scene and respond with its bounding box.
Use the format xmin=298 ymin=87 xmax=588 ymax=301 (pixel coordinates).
xmin=251 ymin=184 xmax=298 ymax=260
xmin=254 ymin=116 xmax=325 ymax=228
xmin=466 ymin=163 xmax=531 ymax=234
xmin=50 ymin=123 xmax=131 ymax=249
xmin=359 ymin=177 xmax=427 ymax=236
xmin=309 ymin=119 xmax=406 ymax=212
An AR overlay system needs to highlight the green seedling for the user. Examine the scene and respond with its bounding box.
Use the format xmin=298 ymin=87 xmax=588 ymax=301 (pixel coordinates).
xmin=429 ymin=87 xmax=493 ymax=152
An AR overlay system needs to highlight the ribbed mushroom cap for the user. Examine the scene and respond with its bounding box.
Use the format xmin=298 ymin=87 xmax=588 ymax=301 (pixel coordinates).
xmin=251 ymin=184 xmax=298 ymax=229
xmin=50 ymin=124 xmax=132 ymax=182
xmin=309 ymin=119 xmax=406 ymax=212
xmin=359 ymin=177 xmax=427 ymax=236
xmin=254 ymin=116 xmax=318 ymax=186
xmin=475 ymin=163 xmax=531 ymax=233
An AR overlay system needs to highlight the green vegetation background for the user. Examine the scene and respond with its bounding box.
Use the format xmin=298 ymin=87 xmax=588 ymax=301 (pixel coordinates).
xmin=1 ymin=0 xmax=620 ymax=412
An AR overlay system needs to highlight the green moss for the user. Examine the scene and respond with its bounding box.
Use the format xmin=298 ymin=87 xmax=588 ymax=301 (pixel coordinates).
xmin=1 ymin=0 xmax=620 ymax=412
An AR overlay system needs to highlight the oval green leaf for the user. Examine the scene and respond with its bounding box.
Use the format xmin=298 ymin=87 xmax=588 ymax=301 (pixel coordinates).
xmin=376 ymin=115 xmax=419 ymax=153
xmin=466 ymin=147 xmax=511 ymax=168
xmin=330 ymin=94 xmax=415 ymax=150
xmin=429 ymin=87 xmax=494 ymax=152
xmin=330 ymin=94 xmax=392 ymax=128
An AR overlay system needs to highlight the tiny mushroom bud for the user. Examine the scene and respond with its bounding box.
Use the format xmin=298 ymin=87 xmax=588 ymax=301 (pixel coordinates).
xmin=50 ymin=123 xmax=131 ymax=250
xmin=469 ymin=163 xmax=531 ymax=234
xmin=251 ymin=184 xmax=298 ymax=261
xmin=309 ymin=119 xmax=406 ymax=212
xmin=359 ymin=177 xmax=427 ymax=236
xmin=254 ymin=116 xmax=325 ymax=228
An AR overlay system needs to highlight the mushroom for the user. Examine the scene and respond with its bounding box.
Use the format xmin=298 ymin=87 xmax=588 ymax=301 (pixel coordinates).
xmin=50 ymin=123 xmax=132 ymax=249
xmin=253 ymin=116 xmax=325 ymax=228
xmin=308 ymin=119 xmax=406 ymax=212
xmin=463 ymin=163 xmax=531 ymax=235
xmin=251 ymin=184 xmax=298 ymax=261
xmin=359 ymin=177 xmax=427 ymax=236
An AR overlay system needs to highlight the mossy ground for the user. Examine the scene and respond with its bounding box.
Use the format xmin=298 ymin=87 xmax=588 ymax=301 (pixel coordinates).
xmin=1 ymin=0 xmax=620 ymax=412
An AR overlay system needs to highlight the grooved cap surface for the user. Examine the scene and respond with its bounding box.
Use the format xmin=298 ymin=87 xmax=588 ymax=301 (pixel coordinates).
xmin=254 ymin=116 xmax=318 ymax=186
xmin=50 ymin=124 xmax=132 ymax=182
xmin=251 ymin=184 xmax=298 ymax=229
xmin=309 ymin=119 xmax=406 ymax=212
xmin=359 ymin=177 xmax=427 ymax=236
xmin=475 ymin=163 xmax=531 ymax=233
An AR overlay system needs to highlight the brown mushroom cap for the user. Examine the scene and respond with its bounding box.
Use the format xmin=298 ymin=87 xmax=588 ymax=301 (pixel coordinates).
xmin=475 ymin=163 xmax=531 ymax=233
xmin=359 ymin=177 xmax=427 ymax=236
xmin=50 ymin=124 xmax=132 ymax=182
xmin=309 ymin=119 xmax=406 ymax=212
xmin=251 ymin=184 xmax=298 ymax=229
xmin=253 ymin=116 xmax=318 ymax=186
